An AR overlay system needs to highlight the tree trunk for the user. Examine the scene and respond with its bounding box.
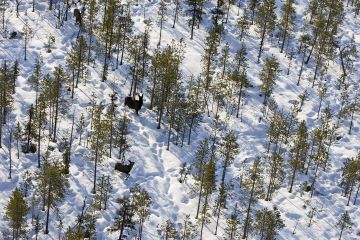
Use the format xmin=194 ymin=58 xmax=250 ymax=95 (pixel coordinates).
xmin=236 ymin=84 xmax=243 ymax=118
xmin=199 ymin=195 xmax=209 ymax=240
xmin=195 ymin=167 xmax=205 ymax=219
xmin=158 ymin=19 xmax=163 ymax=46
xmin=257 ymin=22 xmax=267 ymax=63
xmin=349 ymin=108 xmax=355 ymax=134
xmin=297 ymin=49 xmax=307 ymax=85
xmin=37 ymin=115 xmax=41 ymax=168
xmin=187 ymin=118 xmax=194 ymax=145
xmin=347 ymin=183 xmax=353 ymax=206
xmin=24 ymin=39 xmax=27 ymax=61
xmin=310 ymin=162 xmax=320 ymax=198
xmin=289 ymin=163 xmax=298 ymax=193
xmin=44 ymin=181 xmax=52 ymax=234
xmin=190 ymin=2 xmax=197 ymax=39
xmin=339 ymin=224 xmax=344 ymax=240
xmin=8 ymin=130 xmax=12 ymax=179
xmin=353 ymin=182 xmax=360 ymax=205
xmin=53 ymin=98 xmax=59 ymax=142
xmin=172 ymin=0 xmax=179 ymax=28
xmin=92 ymin=134 xmax=100 ymax=194
xmin=242 ymin=179 xmax=255 ymax=239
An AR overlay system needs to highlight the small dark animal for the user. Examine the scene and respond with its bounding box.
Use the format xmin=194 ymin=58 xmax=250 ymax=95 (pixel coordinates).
xmin=304 ymin=185 xmax=312 ymax=192
xmin=124 ymin=93 xmax=143 ymax=115
xmin=9 ymin=31 xmax=17 ymax=39
xmin=115 ymin=160 xmax=135 ymax=177
xmin=73 ymin=9 xmax=82 ymax=25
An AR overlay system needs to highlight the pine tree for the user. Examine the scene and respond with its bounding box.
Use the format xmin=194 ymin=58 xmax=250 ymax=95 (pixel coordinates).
xmin=13 ymin=121 xmax=21 ymax=159
xmin=186 ymin=0 xmax=206 ymax=39
xmin=140 ymin=20 xmax=151 ymax=84
xmin=158 ymin=219 xmax=179 ymax=240
xmin=67 ymin=36 xmax=88 ymax=98
xmin=316 ymin=84 xmax=327 ymax=118
xmin=109 ymin=195 xmax=135 ymax=240
xmin=308 ymin=127 xmax=329 ymax=198
xmin=150 ymin=42 xmax=184 ymax=129
xmin=279 ymin=0 xmax=296 ymax=53
xmin=259 ymin=55 xmax=280 ymax=105
xmin=37 ymin=160 xmax=69 ymax=234
xmin=172 ymin=0 xmax=182 ymax=28
xmin=254 ymin=207 xmax=285 ymax=239
xmin=213 ymin=131 xmax=239 ymax=233
xmin=84 ymin=0 xmax=99 ymax=65
xmin=24 ymin=104 xmax=36 ymax=153
xmin=289 ymin=120 xmax=309 ymax=193
xmin=158 ymin=0 xmax=168 ymax=46
xmin=336 ymin=211 xmax=353 ymax=240
xmin=165 ymin=83 xmax=185 ymax=150
xmin=95 ymin=175 xmax=112 ymax=210
xmin=202 ymin=26 xmax=222 ymax=92
xmin=99 ymin=0 xmax=119 ymax=81
xmin=184 ymin=76 xmax=203 ymax=145
xmin=340 ymin=155 xmax=360 ymax=206
xmin=114 ymin=113 xmax=131 ymax=161
xmin=44 ymin=65 xmax=67 ymax=142
xmin=34 ymin=93 xmax=48 ymax=168
xmin=265 ymin=152 xmax=285 ymax=201
xmin=224 ymin=203 xmax=241 ymax=240
xmin=242 ymin=157 xmax=264 ymax=239
xmin=201 ymin=27 xmax=223 ymax=116
xmin=255 ymin=0 xmax=277 ymax=62
xmin=219 ymin=43 xmax=230 ymax=79
xmin=346 ymin=93 xmax=360 ymax=135
xmin=297 ymin=90 xmax=309 ymax=111
xmin=193 ymin=138 xmax=210 ymax=219
xmin=198 ymin=158 xmax=216 ymax=240
xmin=236 ymin=9 xmax=249 ymax=41
xmin=297 ymin=35 xmax=311 ymax=86
xmin=5 ymin=188 xmax=29 ymax=239
xmin=180 ymin=214 xmax=198 ymax=240
xmin=11 ymin=60 xmax=19 ymax=94
xmin=22 ymin=23 xmax=33 ymax=61
xmin=229 ymin=45 xmax=248 ymax=118
xmin=248 ymin=0 xmax=260 ymax=24
xmin=90 ymin=103 xmax=108 ymax=194
xmin=19 ymin=170 xmax=33 ymax=198
xmin=78 ymin=113 xmax=85 ymax=146
xmin=65 ymin=201 xmax=97 ymax=239
xmin=105 ymin=95 xmax=116 ymax=158
xmin=114 ymin=2 xmax=134 ymax=67
xmin=0 ymin=0 xmax=8 ymax=28
xmin=335 ymin=36 xmax=357 ymax=89
xmin=62 ymin=144 xmax=71 ymax=174
xmin=28 ymin=58 xmax=43 ymax=101
xmin=33 ymin=214 xmax=42 ymax=240
xmin=0 ymin=60 xmax=14 ymax=148
xmin=130 ymin=185 xmax=152 ymax=240
xmin=55 ymin=206 xmax=64 ymax=240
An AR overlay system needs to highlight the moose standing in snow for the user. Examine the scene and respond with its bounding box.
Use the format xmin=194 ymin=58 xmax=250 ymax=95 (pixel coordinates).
xmin=73 ymin=9 xmax=82 ymax=26
xmin=124 ymin=93 xmax=143 ymax=115
xmin=115 ymin=160 xmax=134 ymax=178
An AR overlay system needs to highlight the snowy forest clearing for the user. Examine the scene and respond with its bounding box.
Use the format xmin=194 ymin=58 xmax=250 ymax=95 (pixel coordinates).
xmin=0 ymin=0 xmax=360 ymax=239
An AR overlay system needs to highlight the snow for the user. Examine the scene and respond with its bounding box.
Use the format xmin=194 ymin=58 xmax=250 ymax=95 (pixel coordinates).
xmin=0 ymin=0 xmax=360 ymax=239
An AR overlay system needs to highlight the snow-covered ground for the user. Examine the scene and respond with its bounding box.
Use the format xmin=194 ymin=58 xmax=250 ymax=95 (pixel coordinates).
xmin=0 ymin=0 xmax=360 ymax=239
